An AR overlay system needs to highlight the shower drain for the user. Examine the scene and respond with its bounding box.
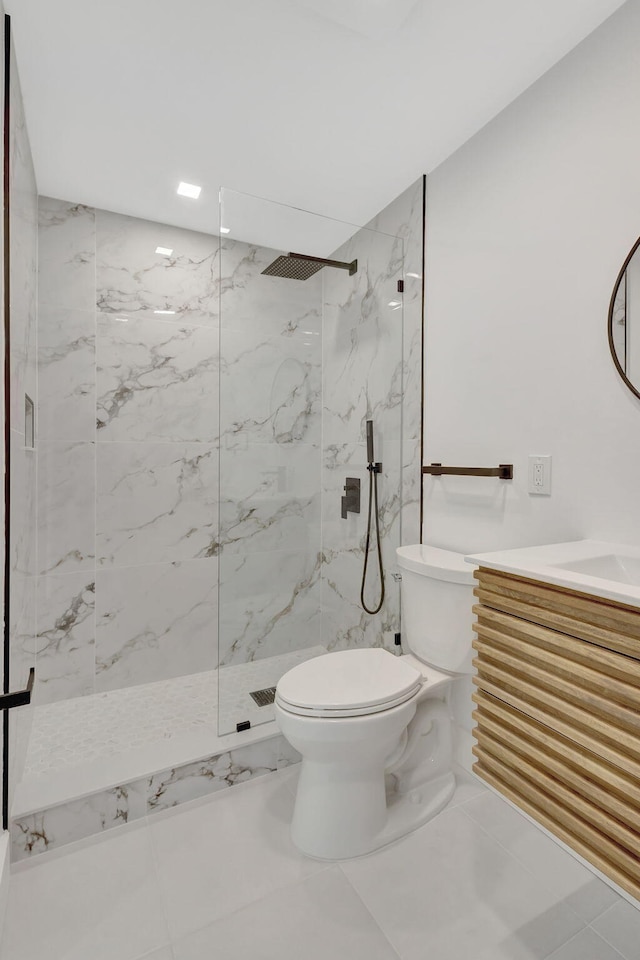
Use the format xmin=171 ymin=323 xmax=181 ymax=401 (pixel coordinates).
xmin=249 ymin=686 xmax=277 ymax=707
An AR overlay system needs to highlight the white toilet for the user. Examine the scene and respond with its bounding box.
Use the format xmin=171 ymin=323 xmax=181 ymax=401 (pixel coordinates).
xmin=275 ymin=544 xmax=476 ymax=860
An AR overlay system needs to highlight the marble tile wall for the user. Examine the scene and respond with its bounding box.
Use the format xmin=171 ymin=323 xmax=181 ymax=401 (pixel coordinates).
xmin=319 ymin=178 xmax=424 ymax=653
xmin=35 ymin=181 xmax=424 ymax=729
xmin=8 ymin=37 xmax=38 ymax=815
xmin=36 ymin=203 xmax=220 ymax=705
xmin=215 ymin=241 xmax=324 ymax=729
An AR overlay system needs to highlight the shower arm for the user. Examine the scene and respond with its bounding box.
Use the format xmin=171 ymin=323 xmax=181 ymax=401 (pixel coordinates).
xmin=288 ymin=252 xmax=358 ymax=275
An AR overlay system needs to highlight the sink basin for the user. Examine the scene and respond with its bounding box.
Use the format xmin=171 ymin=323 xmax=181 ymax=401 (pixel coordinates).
xmin=552 ymin=553 xmax=640 ymax=587
xmin=465 ymin=540 xmax=640 ymax=609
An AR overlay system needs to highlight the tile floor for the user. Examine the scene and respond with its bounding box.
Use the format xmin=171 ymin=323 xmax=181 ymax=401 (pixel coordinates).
xmin=1 ymin=766 xmax=638 ymax=960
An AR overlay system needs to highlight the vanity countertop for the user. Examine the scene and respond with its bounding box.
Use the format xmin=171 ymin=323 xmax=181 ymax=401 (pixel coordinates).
xmin=465 ymin=539 xmax=640 ymax=610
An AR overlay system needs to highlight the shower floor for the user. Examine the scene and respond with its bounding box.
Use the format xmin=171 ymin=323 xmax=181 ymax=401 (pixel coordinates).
xmin=15 ymin=646 xmax=326 ymax=819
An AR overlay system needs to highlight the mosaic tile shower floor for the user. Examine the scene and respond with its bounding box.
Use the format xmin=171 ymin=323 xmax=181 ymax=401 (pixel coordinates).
xmin=25 ymin=647 xmax=326 ymax=779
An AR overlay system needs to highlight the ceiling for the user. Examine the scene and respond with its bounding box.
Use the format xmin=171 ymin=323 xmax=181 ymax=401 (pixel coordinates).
xmin=4 ymin=0 xmax=629 ymax=241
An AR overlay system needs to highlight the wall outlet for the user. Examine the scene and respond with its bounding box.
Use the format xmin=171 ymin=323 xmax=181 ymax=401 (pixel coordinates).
xmin=528 ymin=455 xmax=551 ymax=495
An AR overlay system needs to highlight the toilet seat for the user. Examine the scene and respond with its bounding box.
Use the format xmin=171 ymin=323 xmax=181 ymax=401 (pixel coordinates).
xmin=275 ymin=648 xmax=423 ymax=718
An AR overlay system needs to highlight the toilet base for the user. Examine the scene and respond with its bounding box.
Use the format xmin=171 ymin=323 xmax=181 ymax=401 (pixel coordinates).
xmin=295 ymin=770 xmax=455 ymax=861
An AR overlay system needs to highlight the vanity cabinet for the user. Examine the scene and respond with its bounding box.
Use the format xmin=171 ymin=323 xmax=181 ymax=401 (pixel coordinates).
xmin=471 ymin=567 xmax=640 ymax=901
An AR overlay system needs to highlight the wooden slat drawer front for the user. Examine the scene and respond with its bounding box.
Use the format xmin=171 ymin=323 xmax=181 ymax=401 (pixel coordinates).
xmin=474 ymin=604 xmax=640 ymax=689
xmin=472 ymin=690 xmax=640 ymax=798
xmin=473 ymin=664 xmax=640 ymax=766
xmin=473 ymin=635 xmax=640 ymax=737
xmin=473 ymin=696 xmax=640 ymax=835
xmin=474 ymin=568 xmax=640 ymax=659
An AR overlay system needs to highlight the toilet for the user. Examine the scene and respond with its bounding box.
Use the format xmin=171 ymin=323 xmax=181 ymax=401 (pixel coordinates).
xmin=275 ymin=544 xmax=476 ymax=860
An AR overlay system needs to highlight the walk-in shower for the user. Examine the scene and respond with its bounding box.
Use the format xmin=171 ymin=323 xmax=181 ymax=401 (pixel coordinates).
xmin=6 ymin=178 xmax=424 ymax=860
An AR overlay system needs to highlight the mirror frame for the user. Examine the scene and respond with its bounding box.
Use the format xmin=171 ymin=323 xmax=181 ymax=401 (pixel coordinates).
xmin=608 ymin=234 xmax=640 ymax=402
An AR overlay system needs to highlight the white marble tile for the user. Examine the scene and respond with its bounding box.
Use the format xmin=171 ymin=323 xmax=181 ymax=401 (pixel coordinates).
xmin=220 ymin=331 xmax=321 ymax=449
xmin=219 ymin=441 xmax=320 ymax=555
xmin=37 ymin=441 xmax=95 ymax=575
xmin=321 ymin=227 xmax=404 ymax=447
xmin=462 ymin=791 xmax=620 ymax=923
xmin=219 ymin=238 xmax=322 ymax=337
xmin=96 ymin=442 xmax=218 ymax=566
xmin=96 ymin=313 xmax=218 ymax=442
xmin=38 ymin=197 xmax=96 ymax=312
xmin=95 ymin=560 xmax=217 ymax=691
xmin=340 ymin=806 xmax=584 ymax=960
xmin=591 ymin=898 xmax=640 ymax=959
xmin=1 ymin=825 xmax=169 ymax=960
xmin=366 ymin=177 xmax=424 ymax=444
xmin=35 ymin=573 xmax=95 ymax=704
xmin=218 ymin=549 xmax=321 ymax=665
xmin=9 ymin=572 xmax=36 ymax=696
xmin=11 ymin=781 xmax=147 ymax=861
xmin=400 ymin=436 xmax=421 ymax=545
xmin=10 ymin=431 xmax=37 ymax=578
xmin=149 ymin=771 xmax=326 ymax=940
xmin=10 ymin=70 xmax=38 ymax=424
xmin=146 ymin=736 xmax=299 ymax=813
xmin=38 ymin=306 xmax=95 ymax=441
xmin=96 ymin=209 xmax=219 ymax=327
xmin=172 ymin=868 xmax=399 ymax=960
xmin=320 ymin=546 xmax=401 ymax=652
xmin=546 ymin=928 xmax=625 ymax=960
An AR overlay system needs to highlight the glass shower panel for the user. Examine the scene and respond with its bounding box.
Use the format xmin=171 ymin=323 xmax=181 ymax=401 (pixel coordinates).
xmin=217 ymin=189 xmax=325 ymax=734
xmin=218 ymin=188 xmax=405 ymax=736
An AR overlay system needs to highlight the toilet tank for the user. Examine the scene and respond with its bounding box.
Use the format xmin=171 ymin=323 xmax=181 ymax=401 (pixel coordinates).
xmin=396 ymin=544 xmax=476 ymax=674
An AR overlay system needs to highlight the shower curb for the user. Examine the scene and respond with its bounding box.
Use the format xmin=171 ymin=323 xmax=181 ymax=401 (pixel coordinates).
xmin=10 ymin=732 xmax=299 ymax=862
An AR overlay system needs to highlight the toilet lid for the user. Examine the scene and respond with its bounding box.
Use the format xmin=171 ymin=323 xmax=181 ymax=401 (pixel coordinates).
xmin=276 ymin=648 xmax=422 ymax=717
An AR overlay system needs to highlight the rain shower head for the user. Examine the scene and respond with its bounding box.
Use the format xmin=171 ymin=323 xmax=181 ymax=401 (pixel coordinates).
xmin=261 ymin=251 xmax=358 ymax=281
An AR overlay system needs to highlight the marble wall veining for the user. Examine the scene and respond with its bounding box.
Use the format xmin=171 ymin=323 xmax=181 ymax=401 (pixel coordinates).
xmin=36 ymin=203 xmax=220 ymax=704
xmin=319 ymin=179 xmax=424 ymax=653
xmin=35 ymin=178 xmax=424 ymax=731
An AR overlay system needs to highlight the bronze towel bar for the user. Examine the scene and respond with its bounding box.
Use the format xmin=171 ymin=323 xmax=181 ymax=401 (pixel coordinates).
xmin=422 ymin=463 xmax=513 ymax=480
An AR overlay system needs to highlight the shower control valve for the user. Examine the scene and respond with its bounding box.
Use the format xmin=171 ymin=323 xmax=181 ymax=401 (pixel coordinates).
xmin=341 ymin=477 xmax=361 ymax=519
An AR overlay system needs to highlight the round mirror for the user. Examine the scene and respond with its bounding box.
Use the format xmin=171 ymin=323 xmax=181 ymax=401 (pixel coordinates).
xmin=609 ymin=236 xmax=640 ymax=401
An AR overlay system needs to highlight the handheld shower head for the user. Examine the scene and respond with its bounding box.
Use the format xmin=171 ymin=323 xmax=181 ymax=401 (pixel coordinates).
xmin=366 ymin=420 xmax=374 ymax=464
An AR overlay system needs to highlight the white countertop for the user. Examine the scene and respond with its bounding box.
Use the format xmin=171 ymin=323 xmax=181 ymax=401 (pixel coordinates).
xmin=465 ymin=539 xmax=640 ymax=610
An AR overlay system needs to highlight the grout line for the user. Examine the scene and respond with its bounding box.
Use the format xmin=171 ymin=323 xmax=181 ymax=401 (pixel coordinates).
xmin=336 ymin=862 xmax=404 ymax=960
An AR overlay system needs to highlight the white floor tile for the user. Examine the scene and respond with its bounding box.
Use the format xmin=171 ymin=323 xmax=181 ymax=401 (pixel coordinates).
xmin=149 ymin=769 xmax=327 ymax=941
xmin=172 ymin=868 xmax=399 ymax=960
xmin=462 ymin=791 xmax=619 ymax=922
xmin=448 ymin=765 xmax=487 ymax=807
xmin=546 ymin=927 xmax=625 ymax=959
xmin=340 ymin=806 xmax=585 ymax=960
xmin=591 ymin=898 xmax=640 ymax=959
xmin=135 ymin=949 xmax=175 ymax=960
xmin=0 ymin=825 xmax=170 ymax=960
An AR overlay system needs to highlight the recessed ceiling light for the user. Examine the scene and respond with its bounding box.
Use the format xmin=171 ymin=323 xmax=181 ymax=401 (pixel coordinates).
xmin=388 ymin=300 xmax=402 ymax=309
xmin=154 ymin=309 xmax=176 ymax=315
xmin=177 ymin=181 xmax=202 ymax=199
xmin=155 ymin=246 xmax=173 ymax=257
xmin=220 ymin=227 xmax=230 ymax=235
xmin=406 ymin=272 xmax=422 ymax=279
xmin=114 ymin=317 xmax=129 ymax=322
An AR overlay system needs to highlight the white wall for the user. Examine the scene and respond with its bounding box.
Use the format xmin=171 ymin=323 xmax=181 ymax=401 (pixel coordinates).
xmin=424 ymin=0 xmax=640 ymax=558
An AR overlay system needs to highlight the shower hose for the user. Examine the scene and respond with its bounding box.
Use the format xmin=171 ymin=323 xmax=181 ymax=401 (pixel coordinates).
xmin=360 ymin=462 xmax=385 ymax=615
